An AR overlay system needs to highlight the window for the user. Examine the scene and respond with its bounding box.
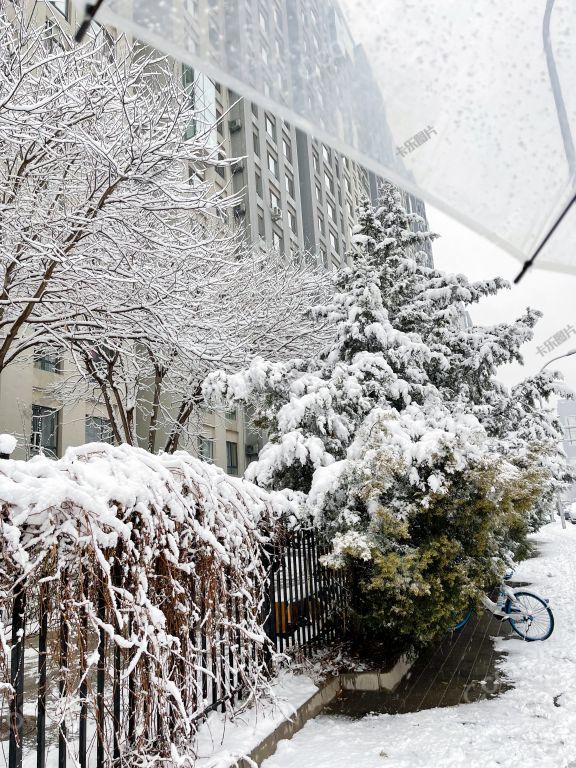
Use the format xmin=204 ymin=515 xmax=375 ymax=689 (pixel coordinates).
xmin=273 ymin=230 xmax=284 ymax=253
xmin=226 ymin=441 xmax=239 ymax=475
xmin=253 ymin=131 xmax=260 ymax=156
xmin=261 ymin=44 xmax=269 ymax=66
xmin=85 ymin=416 xmax=113 ymax=444
xmin=259 ymin=8 xmax=267 ymax=32
xmin=184 ymin=120 xmax=197 ymax=142
xmin=285 ymin=172 xmax=294 ymax=198
xmin=255 ymin=170 xmax=263 ymax=198
xmin=315 ymin=183 xmax=322 ymax=203
xmin=251 ymin=102 xmax=259 ymax=118
xmin=270 ymin=187 xmax=280 ymax=210
xmin=329 ymin=229 xmax=338 ymax=251
xmin=318 ymin=212 xmax=325 ymax=234
xmin=182 ymin=68 xmax=196 ymax=141
xmin=267 ymin=151 xmax=278 ymax=177
xmin=182 ymin=65 xmax=195 ymax=94
xmin=274 ymin=5 xmax=282 ymax=26
xmin=198 ymin=436 xmax=215 ymax=463
xmin=322 ymin=144 xmax=331 ymax=164
xmin=324 ymin=170 xmax=334 ymax=194
xmin=313 ymin=151 xmax=320 ymax=174
xmin=265 ymin=113 xmax=276 ymax=140
xmin=258 ymin=213 xmax=265 ymax=237
xmin=288 ymin=208 xmax=297 ymax=234
xmin=209 ymin=24 xmax=220 ymax=47
xmin=49 ymin=1 xmax=69 ymax=17
xmin=283 ymin=137 xmax=292 ymax=164
xmin=328 ymin=199 xmax=337 ymax=223
xmin=34 ymin=351 xmax=61 ymax=374
xmin=215 ymin=106 xmax=223 ymax=130
xmin=31 ymin=406 xmax=59 ymax=458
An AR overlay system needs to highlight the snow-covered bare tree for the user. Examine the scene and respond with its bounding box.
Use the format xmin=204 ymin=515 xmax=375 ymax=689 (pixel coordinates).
xmin=0 ymin=2 xmax=228 ymax=373
xmin=0 ymin=2 xmax=329 ymax=452
xmin=52 ymin=239 xmax=329 ymax=452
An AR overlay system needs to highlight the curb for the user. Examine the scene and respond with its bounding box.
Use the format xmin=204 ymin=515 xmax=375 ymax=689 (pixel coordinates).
xmin=237 ymin=656 xmax=412 ymax=767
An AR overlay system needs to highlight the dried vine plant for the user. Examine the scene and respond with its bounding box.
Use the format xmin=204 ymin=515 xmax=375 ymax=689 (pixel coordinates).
xmin=0 ymin=444 xmax=295 ymax=764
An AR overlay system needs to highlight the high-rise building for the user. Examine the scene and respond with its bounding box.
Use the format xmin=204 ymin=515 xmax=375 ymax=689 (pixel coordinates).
xmin=556 ymin=399 xmax=576 ymax=506
xmin=0 ymin=0 xmax=433 ymax=473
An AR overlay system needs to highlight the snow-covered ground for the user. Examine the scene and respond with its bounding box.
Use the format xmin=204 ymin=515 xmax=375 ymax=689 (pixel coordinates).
xmin=195 ymin=672 xmax=318 ymax=768
xmin=262 ymin=522 xmax=576 ymax=768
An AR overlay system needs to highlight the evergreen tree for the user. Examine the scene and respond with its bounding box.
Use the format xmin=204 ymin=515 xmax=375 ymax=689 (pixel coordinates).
xmin=205 ymin=227 xmax=434 ymax=492
xmin=356 ymin=182 xmax=572 ymax=525
xmin=204 ymin=185 xmax=571 ymax=653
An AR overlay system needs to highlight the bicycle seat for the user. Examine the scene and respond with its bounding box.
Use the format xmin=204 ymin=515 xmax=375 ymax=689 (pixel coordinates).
xmin=503 ymin=567 xmax=515 ymax=581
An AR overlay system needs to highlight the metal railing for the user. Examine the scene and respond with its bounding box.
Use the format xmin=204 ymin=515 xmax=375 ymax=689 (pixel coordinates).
xmin=1 ymin=528 xmax=346 ymax=767
xmin=265 ymin=528 xmax=348 ymax=655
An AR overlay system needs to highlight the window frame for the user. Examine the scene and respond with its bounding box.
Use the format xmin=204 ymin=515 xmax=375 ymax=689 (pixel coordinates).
xmin=226 ymin=440 xmax=239 ymax=475
xmin=85 ymin=415 xmax=114 ymax=444
xmin=31 ymin=405 xmax=59 ymax=458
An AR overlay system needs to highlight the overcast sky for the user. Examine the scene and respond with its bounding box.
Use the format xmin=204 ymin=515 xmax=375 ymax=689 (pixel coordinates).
xmin=426 ymin=206 xmax=576 ymax=394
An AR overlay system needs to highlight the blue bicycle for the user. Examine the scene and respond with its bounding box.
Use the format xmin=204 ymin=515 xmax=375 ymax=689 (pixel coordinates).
xmin=453 ymin=569 xmax=554 ymax=642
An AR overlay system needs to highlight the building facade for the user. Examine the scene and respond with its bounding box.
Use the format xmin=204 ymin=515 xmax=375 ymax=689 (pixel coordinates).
xmin=0 ymin=0 xmax=432 ymax=475
xmin=557 ymin=399 xmax=576 ymax=504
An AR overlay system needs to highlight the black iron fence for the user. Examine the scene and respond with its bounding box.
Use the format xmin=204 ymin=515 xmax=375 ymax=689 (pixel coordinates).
xmin=265 ymin=528 xmax=348 ymax=655
xmin=1 ymin=529 xmax=346 ymax=767
xmin=1 ymin=574 xmax=264 ymax=768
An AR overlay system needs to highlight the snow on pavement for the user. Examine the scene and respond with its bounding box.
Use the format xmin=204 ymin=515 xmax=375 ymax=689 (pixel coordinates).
xmin=194 ymin=672 xmax=318 ymax=768
xmin=262 ymin=522 xmax=576 ymax=768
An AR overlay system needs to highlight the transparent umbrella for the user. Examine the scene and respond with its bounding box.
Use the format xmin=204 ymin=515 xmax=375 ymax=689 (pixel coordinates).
xmin=73 ymin=0 xmax=576 ymax=279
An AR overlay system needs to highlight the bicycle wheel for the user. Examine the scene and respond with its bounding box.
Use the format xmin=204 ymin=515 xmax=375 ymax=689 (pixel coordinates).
xmin=504 ymin=591 xmax=554 ymax=641
xmin=452 ymin=607 xmax=473 ymax=631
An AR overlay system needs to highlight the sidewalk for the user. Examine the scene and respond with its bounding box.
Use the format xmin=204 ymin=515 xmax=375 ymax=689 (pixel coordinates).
xmin=262 ymin=522 xmax=576 ymax=768
xmin=326 ymin=606 xmax=512 ymax=717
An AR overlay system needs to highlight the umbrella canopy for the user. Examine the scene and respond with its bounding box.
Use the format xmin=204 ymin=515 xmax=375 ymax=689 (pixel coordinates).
xmin=76 ymin=0 xmax=576 ymax=275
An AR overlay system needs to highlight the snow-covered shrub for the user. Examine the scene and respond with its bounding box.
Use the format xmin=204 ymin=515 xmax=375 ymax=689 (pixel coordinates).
xmin=0 ymin=444 xmax=293 ymax=763
xmin=310 ymin=408 xmax=545 ymax=651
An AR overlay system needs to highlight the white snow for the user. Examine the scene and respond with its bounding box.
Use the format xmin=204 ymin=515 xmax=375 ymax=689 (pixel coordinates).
xmin=0 ymin=433 xmax=17 ymax=455
xmin=262 ymin=522 xmax=576 ymax=768
xmin=194 ymin=671 xmax=318 ymax=768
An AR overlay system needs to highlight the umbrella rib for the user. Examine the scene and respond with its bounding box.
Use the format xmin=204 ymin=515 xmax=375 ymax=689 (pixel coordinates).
xmin=75 ymin=0 xmax=108 ymax=43
xmin=514 ymin=190 xmax=576 ymax=284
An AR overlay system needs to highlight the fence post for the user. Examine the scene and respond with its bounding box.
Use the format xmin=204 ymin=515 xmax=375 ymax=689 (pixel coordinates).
xmin=58 ymin=599 xmax=69 ymax=768
xmin=37 ymin=583 xmax=48 ymax=768
xmin=9 ymin=578 xmax=26 ymax=768
xmin=96 ymin=585 xmax=106 ymax=768
xmin=112 ymin=550 xmax=122 ymax=766
xmin=261 ymin=542 xmax=277 ymax=650
xmin=79 ymin=575 xmax=88 ymax=768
